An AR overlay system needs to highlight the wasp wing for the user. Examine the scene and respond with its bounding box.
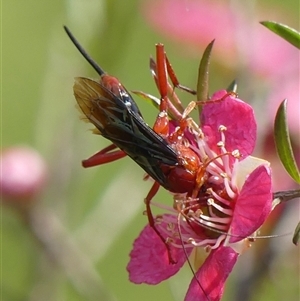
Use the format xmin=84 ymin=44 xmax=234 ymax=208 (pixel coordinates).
xmin=74 ymin=77 xmax=178 ymax=187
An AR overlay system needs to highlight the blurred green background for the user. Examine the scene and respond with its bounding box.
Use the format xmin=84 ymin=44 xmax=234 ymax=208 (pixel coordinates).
xmin=2 ymin=1 xmax=299 ymax=301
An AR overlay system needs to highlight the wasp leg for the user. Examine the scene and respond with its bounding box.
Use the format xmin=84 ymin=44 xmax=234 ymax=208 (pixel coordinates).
xmin=165 ymin=54 xmax=196 ymax=96
xmin=82 ymin=144 xmax=127 ymax=168
xmin=150 ymin=45 xmax=196 ymax=116
xmin=145 ymin=181 xmax=177 ymax=264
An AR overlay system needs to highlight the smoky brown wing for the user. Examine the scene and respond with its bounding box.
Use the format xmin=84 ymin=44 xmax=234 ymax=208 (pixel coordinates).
xmin=74 ymin=77 xmax=121 ymax=132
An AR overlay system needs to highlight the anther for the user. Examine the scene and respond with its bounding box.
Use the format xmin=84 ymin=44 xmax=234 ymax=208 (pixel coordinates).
xmin=232 ymin=149 xmax=240 ymax=158
xmin=219 ymin=125 xmax=227 ymax=131
xmin=220 ymin=172 xmax=228 ymax=178
xmin=166 ymin=237 xmax=174 ymax=244
xmin=187 ymin=238 xmax=197 ymax=245
xmin=207 ymin=198 xmax=214 ymax=205
xmin=167 ymin=223 xmax=175 ymax=231
xmin=204 ymin=245 xmax=211 ymax=252
xmin=195 ymin=209 xmax=203 ymax=217
xmin=217 ymin=141 xmax=224 ymax=147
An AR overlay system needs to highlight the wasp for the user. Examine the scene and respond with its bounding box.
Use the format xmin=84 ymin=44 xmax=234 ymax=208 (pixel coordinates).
xmin=64 ymin=26 xmax=212 ymax=263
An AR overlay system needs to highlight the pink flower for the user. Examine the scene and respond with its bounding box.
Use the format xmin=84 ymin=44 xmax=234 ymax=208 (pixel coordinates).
xmin=141 ymin=0 xmax=298 ymax=76
xmin=127 ymin=91 xmax=273 ymax=301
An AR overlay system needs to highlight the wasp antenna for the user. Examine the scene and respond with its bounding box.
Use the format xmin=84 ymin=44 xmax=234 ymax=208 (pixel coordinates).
xmin=64 ymin=25 xmax=106 ymax=76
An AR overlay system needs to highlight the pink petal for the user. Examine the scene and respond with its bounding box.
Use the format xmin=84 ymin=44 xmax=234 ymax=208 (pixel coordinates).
xmin=201 ymin=90 xmax=257 ymax=157
xmin=229 ymin=164 xmax=272 ymax=243
xmin=184 ymin=246 xmax=238 ymax=301
xmin=127 ymin=223 xmax=189 ymax=284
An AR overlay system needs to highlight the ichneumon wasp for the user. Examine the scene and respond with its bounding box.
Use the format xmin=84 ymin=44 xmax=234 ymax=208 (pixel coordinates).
xmin=64 ymin=26 xmax=227 ymax=269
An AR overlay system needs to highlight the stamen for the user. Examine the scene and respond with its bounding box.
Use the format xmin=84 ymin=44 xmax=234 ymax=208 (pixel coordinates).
xmin=208 ymin=204 xmax=218 ymax=217
xmin=224 ymin=177 xmax=237 ymax=199
xmin=204 ymin=245 xmax=211 ymax=252
xmin=219 ymin=126 xmax=227 ymax=143
xmin=190 ymin=238 xmax=220 ymax=247
xmin=201 ymin=143 xmax=218 ymax=162
xmin=199 ymin=213 xmax=231 ymax=226
xmin=210 ymin=234 xmax=226 ymax=249
xmin=220 ymin=150 xmax=231 ymax=176
xmin=219 ymin=125 xmax=227 ymax=132
xmin=207 ymin=199 xmax=233 ymax=216
xmin=195 ymin=209 xmax=203 ymax=216
xmin=167 ymin=223 xmax=175 ymax=231
xmin=165 ymin=237 xmax=175 ymax=244
xmin=194 ymin=139 xmax=209 ymax=160
xmin=206 ymin=163 xmax=225 ymax=178
xmin=155 ymin=215 xmax=163 ymax=223
xmin=232 ymin=149 xmax=241 ymax=158
xmin=170 ymin=241 xmax=195 ymax=248
xmin=208 ymin=188 xmax=231 ymax=206
xmin=197 ymin=216 xmax=229 ymax=230
xmin=217 ymin=141 xmax=224 ymax=148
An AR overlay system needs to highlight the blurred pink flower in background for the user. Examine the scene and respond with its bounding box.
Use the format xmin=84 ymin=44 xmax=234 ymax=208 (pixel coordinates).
xmin=141 ymin=0 xmax=298 ymax=76
xmin=267 ymin=69 xmax=300 ymax=135
xmin=0 ymin=146 xmax=47 ymax=205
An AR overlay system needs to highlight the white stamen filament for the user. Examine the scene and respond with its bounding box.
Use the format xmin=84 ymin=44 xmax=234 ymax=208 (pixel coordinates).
xmin=224 ymin=177 xmax=237 ymax=199
xmin=208 ymin=205 xmax=218 ymax=217
xmin=208 ymin=188 xmax=231 ymax=206
xmin=209 ymin=234 xmax=226 ymax=249
xmin=207 ymin=199 xmax=233 ymax=216
xmin=190 ymin=238 xmax=218 ymax=247
xmin=197 ymin=217 xmax=228 ymax=230
xmin=206 ymin=161 xmax=224 ymax=176
xmin=199 ymin=212 xmax=231 ymax=225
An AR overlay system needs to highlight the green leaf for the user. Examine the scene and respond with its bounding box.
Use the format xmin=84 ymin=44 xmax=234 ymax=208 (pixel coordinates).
xmin=274 ymin=99 xmax=300 ymax=183
xmin=196 ymin=40 xmax=215 ymax=102
xmin=227 ymin=80 xmax=238 ymax=93
xmin=261 ymin=21 xmax=300 ymax=49
xmin=131 ymin=90 xmax=160 ymax=108
xmin=292 ymin=222 xmax=300 ymax=246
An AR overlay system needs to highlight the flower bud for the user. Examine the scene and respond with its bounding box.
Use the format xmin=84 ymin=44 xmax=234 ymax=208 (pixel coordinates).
xmin=0 ymin=146 xmax=47 ymax=206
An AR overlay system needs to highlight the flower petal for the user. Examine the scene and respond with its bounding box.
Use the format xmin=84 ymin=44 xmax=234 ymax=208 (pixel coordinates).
xmin=184 ymin=246 xmax=238 ymax=301
xmin=127 ymin=223 xmax=189 ymax=284
xmin=232 ymin=155 xmax=270 ymax=191
xmin=201 ymin=90 xmax=257 ymax=157
xmin=229 ymin=164 xmax=272 ymax=243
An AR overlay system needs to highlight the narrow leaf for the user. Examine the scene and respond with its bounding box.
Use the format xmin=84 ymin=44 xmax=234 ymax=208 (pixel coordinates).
xmin=292 ymin=222 xmax=300 ymax=246
xmin=131 ymin=90 xmax=160 ymax=109
xmin=261 ymin=21 xmax=300 ymax=49
xmin=274 ymin=99 xmax=300 ymax=183
xmin=197 ymin=40 xmax=215 ymax=102
xmin=227 ymin=80 xmax=238 ymax=93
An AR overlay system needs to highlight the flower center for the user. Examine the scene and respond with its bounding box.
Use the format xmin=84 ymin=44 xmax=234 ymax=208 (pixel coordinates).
xmin=155 ymin=124 xmax=241 ymax=250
